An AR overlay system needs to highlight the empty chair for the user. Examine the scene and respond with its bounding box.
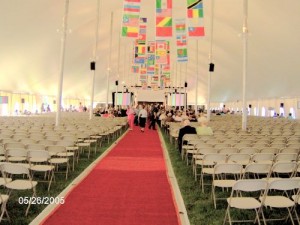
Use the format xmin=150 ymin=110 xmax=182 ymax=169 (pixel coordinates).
xmin=269 ymin=161 xmax=297 ymax=180
xmin=261 ymin=179 xmax=300 ymax=225
xmin=223 ymin=179 xmax=267 ymax=225
xmin=5 ymin=149 xmax=27 ymax=163
xmin=227 ymin=153 xmax=251 ymax=166
xmin=27 ymin=150 xmax=54 ymax=191
xmin=274 ymin=153 xmax=298 ymax=162
xmin=212 ymin=163 xmax=243 ymax=209
xmin=260 ymin=147 xmax=280 ymax=154
xmin=46 ymin=145 xmax=69 ymax=179
xmin=239 ymin=147 xmax=259 ymax=155
xmin=199 ymin=153 xmax=227 ymax=192
xmin=4 ymin=142 xmax=26 ymax=151
xmin=251 ymin=153 xmax=274 ymax=164
xmin=243 ymin=163 xmax=272 ymax=179
xmin=1 ymin=163 xmax=37 ymax=216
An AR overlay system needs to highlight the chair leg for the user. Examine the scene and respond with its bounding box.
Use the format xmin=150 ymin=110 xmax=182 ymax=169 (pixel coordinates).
xmin=223 ymin=206 xmax=229 ymax=225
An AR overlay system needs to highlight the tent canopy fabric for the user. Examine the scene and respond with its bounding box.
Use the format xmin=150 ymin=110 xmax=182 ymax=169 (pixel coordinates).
xmin=1 ymin=0 xmax=300 ymax=104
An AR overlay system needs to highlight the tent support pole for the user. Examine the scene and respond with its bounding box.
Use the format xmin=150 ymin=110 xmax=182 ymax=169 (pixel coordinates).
xmin=90 ymin=0 xmax=101 ymax=120
xmin=106 ymin=11 xmax=114 ymax=109
xmin=56 ymin=0 xmax=69 ymax=126
xmin=207 ymin=0 xmax=215 ymax=122
xmin=242 ymin=0 xmax=248 ymax=131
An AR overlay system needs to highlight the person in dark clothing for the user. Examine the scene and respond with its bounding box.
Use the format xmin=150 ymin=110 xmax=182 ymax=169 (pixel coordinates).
xmin=178 ymin=120 xmax=197 ymax=153
xmin=148 ymin=110 xmax=157 ymax=130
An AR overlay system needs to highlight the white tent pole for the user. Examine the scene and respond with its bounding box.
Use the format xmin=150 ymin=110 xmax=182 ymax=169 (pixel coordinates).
xmin=89 ymin=0 xmax=101 ymax=120
xmin=174 ymin=63 xmax=178 ymax=109
xmin=242 ymin=0 xmax=248 ymax=130
xmin=184 ymin=63 xmax=187 ymax=112
xmin=195 ymin=40 xmax=199 ymax=112
xmin=179 ymin=63 xmax=182 ymax=108
xmin=207 ymin=0 xmax=215 ymax=122
xmin=116 ymin=28 xmax=121 ymax=108
xmin=106 ymin=11 xmax=114 ymax=109
xmin=56 ymin=0 xmax=70 ymax=126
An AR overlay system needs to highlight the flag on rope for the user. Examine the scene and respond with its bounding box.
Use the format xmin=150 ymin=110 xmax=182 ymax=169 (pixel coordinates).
xmin=131 ymin=65 xmax=140 ymax=74
xmin=187 ymin=0 xmax=205 ymax=37
xmin=134 ymin=17 xmax=147 ymax=64
xmin=156 ymin=0 xmax=172 ymax=38
xmin=175 ymin=18 xmax=188 ymax=62
xmin=155 ymin=40 xmax=170 ymax=64
xmin=122 ymin=0 xmax=141 ymax=38
xmin=147 ymin=41 xmax=156 ymax=75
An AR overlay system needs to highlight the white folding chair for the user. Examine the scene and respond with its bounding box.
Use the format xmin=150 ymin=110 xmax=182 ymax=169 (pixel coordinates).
xmin=261 ymin=179 xmax=300 ymax=225
xmin=212 ymin=163 xmax=243 ymax=209
xmin=223 ymin=179 xmax=268 ymax=225
xmin=27 ymin=150 xmax=55 ymax=191
xmin=1 ymin=163 xmax=37 ymax=216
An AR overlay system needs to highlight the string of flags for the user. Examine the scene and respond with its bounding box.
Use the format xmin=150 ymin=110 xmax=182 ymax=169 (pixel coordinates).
xmin=122 ymin=0 xmax=205 ymax=90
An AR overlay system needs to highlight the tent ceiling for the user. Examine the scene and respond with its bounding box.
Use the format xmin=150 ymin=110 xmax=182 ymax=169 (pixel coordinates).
xmin=0 ymin=0 xmax=300 ymax=104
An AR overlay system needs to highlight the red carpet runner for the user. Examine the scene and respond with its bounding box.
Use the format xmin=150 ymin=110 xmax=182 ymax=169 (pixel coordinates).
xmin=42 ymin=127 xmax=180 ymax=225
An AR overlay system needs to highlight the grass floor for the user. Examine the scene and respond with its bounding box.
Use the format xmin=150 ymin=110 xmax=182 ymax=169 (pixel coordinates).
xmin=1 ymin=132 xmax=122 ymax=225
xmin=160 ymin=128 xmax=295 ymax=225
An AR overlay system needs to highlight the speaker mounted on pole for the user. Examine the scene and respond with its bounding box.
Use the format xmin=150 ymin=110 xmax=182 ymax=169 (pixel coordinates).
xmin=90 ymin=61 xmax=96 ymax=70
xmin=115 ymin=80 xmax=119 ymax=86
xmin=184 ymin=82 xmax=188 ymax=88
xmin=209 ymin=63 xmax=215 ymax=72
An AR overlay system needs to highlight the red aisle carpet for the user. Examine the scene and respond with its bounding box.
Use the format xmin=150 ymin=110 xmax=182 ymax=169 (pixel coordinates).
xmin=42 ymin=127 xmax=180 ymax=225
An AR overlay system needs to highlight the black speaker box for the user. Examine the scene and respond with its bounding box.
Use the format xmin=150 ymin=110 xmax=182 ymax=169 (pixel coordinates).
xmin=209 ymin=63 xmax=215 ymax=72
xmin=184 ymin=82 xmax=188 ymax=88
xmin=249 ymin=104 xmax=252 ymax=108
xmin=115 ymin=80 xmax=119 ymax=86
xmin=21 ymin=98 xmax=25 ymax=104
xmin=90 ymin=61 xmax=96 ymax=70
xmin=280 ymin=103 xmax=284 ymax=107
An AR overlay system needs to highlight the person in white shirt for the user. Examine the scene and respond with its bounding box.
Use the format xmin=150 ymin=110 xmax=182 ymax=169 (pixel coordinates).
xmin=138 ymin=105 xmax=148 ymax=132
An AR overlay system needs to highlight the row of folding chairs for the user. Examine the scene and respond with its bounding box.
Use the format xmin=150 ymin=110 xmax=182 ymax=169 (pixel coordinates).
xmin=194 ymin=153 xmax=300 ymax=182
xmin=223 ymin=178 xmax=300 ymax=225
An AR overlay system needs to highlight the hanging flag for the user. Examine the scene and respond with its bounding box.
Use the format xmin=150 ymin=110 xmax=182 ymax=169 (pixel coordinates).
xmin=122 ymin=0 xmax=141 ymax=38
xmin=131 ymin=65 xmax=140 ymax=74
xmin=187 ymin=0 xmax=205 ymax=37
xmin=134 ymin=18 xmax=147 ymax=64
xmin=155 ymin=40 xmax=170 ymax=64
xmin=156 ymin=0 xmax=172 ymax=38
xmin=175 ymin=19 xmax=188 ymax=62
xmin=146 ymin=41 xmax=156 ymax=75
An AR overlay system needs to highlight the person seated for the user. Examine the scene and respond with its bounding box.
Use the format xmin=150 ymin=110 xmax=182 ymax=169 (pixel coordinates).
xmin=196 ymin=120 xmax=213 ymax=136
xmin=173 ymin=111 xmax=183 ymax=122
xmin=178 ymin=119 xmax=197 ymax=153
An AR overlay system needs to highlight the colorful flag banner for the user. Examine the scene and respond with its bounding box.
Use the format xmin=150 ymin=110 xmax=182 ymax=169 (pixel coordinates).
xmin=134 ymin=18 xmax=147 ymax=64
xmin=155 ymin=40 xmax=170 ymax=64
xmin=175 ymin=19 xmax=188 ymax=62
xmin=122 ymin=0 xmax=141 ymax=38
xmin=146 ymin=41 xmax=156 ymax=75
xmin=187 ymin=0 xmax=205 ymax=37
xmin=156 ymin=0 xmax=172 ymax=38
xmin=131 ymin=65 xmax=140 ymax=74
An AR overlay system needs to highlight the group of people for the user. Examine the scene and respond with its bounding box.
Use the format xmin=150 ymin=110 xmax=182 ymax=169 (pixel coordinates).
xmin=126 ymin=104 xmax=159 ymax=132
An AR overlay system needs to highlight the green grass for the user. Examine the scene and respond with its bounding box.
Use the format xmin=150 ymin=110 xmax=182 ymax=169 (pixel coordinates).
xmin=159 ymin=129 xmax=293 ymax=225
xmin=1 ymin=134 xmax=121 ymax=225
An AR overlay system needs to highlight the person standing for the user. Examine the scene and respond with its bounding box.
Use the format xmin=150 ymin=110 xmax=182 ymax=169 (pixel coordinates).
xmin=126 ymin=105 xmax=135 ymax=130
xmin=138 ymin=105 xmax=147 ymax=132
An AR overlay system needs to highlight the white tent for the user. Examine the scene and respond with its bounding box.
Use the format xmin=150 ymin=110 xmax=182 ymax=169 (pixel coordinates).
xmin=1 ymin=0 xmax=300 ymax=115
